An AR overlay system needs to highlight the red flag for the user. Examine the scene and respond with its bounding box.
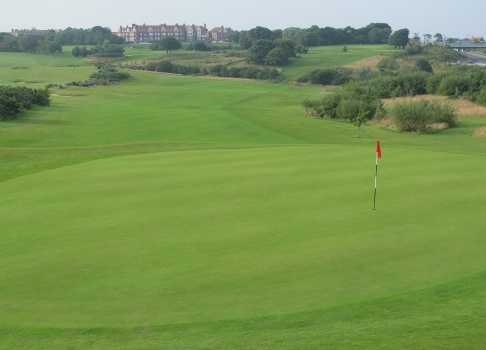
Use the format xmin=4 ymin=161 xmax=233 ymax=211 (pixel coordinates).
xmin=375 ymin=141 xmax=382 ymax=160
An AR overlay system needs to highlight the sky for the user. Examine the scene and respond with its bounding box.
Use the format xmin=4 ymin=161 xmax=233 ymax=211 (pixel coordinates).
xmin=2 ymin=0 xmax=485 ymax=38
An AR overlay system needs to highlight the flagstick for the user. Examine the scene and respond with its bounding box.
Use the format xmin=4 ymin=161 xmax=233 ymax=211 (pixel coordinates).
xmin=373 ymin=156 xmax=379 ymax=211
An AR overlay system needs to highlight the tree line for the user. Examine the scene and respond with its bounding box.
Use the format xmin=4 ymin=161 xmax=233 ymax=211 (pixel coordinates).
xmin=0 ymin=27 xmax=124 ymax=54
xmin=232 ymin=23 xmax=394 ymax=49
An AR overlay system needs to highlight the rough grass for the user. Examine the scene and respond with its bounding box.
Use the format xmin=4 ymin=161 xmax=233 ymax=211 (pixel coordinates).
xmin=2 ymin=54 xmax=486 ymax=349
xmin=344 ymin=54 xmax=386 ymax=69
xmin=384 ymin=95 xmax=486 ymax=118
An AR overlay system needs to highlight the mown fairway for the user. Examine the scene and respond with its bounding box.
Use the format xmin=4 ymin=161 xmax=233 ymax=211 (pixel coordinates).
xmin=0 ymin=51 xmax=93 ymax=87
xmin=1 ymin=53 xmax=486 ymax=349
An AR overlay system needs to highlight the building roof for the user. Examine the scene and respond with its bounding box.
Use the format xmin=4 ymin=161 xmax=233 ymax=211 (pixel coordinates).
xmin=447 ymin=40 xmax=486 ymax=49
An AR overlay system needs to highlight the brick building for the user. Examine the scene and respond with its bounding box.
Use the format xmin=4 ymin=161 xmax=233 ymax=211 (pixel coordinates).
xmin=115 ymin=24 xmax=213 ymax=43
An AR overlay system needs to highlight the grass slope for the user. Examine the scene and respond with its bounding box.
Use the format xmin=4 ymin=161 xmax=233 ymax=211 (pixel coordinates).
xmin=1 ymin=55 xmax=486 ymax=349
xmin=283 ymin=45 xmax=396 ymax=79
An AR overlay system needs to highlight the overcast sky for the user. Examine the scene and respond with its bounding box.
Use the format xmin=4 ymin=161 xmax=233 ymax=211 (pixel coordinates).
xmin=2 ymin=0 xmax=485 ymax=38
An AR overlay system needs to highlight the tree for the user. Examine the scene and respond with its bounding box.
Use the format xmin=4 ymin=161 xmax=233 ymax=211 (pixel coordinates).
xmin=55 ymin=26 xmax=124 ymax=45
xmin=283 ymin=27 xmax=305 ymax=46
xmin=366 ymin=23 xmax=392 ymax=44
xmin=248 ymin=27 xmax=274 ymax=42
xmin=248 ymin=39 xmax=274 ymax=64
xmin=434 ymin=33 xmax=444 ymax=44
xmin=423 ymin=34 xmax=433 ymax=45
xmin=239 ymin=31 xmax=252 ymax=49
xmin=368 ymin=28 xmax=390 ymax=44
xmin=303 ymin=26 xmax=321 ymax=46
xmin=0 ymin=33 xmax=18 ymax=51
xmin=272 ymin=29 xmax=283 ymax=40
xmin=274 ymin=39 xmax=296 ymax=58
xmin=389 ymin=28 xmax=410 ymax=49
xmin=265 ymin=47 xmax=289 ymax=66
xmin=72 ymin=46 xmax=81 ymax=57
xmin=152 ymin=37 xmax=182 ymax=54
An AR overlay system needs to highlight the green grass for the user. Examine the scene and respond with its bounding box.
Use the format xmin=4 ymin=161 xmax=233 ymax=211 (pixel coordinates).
xmin=0 ymin=51 xmax=93 ymax=87
xmin=121 ymin=46 xmax=247 ymax=66
xmin=283 ymin=44 xmax=397 ymax=79
xmin=1 ymin=53 xmax=486 ymax=349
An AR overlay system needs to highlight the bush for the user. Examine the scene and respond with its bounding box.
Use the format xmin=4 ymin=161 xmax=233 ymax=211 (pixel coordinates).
xmin=0 ymin=86 xmax=50 ymax=121
xmin=364 ymin=72 xmax=428 ymax=98
xmin=303 ymin=89 xmax=382 ymax=123
xmin=94 ymin=44 xmax=124 ymax=57
xmin=391 ymin=100 xmax=457 ymax=132
xmin=89 ymin=64 xmax=130 ymax=83
xmin=416 ymin=58 xmax=433 ymax=73
xmin=70 ymin=64 xmax=130 ymax=87
xmin=405 ymin=43 xmax=423 ymax=55
xmin=130 ymin=61 xmax=281 ymax=81
xmin=72 ymin=46 xmax=97 ymax=57
xmin=190 ymin=41 xmax=212 ymax=51
xmin=437 ymin=75 xmax=472 ymax=96
xmin=303 ymin=93 xmax=341 ymax=118
xmin=377 ymin=57 xmax=400 ymax=73
xmin=426 ymin=73 xmax=446 ymax=94
xmin=425 ymin=46 xmax=461 ymax=63
xmin=473 ymin=88 xmax=486 ymax=106
xmin=298 ymin=68 xmax=353 ymax=85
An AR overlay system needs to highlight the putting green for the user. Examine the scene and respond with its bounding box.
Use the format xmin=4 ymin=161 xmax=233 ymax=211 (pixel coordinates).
xmin=1 ymin=143 xmax=486 ymax=348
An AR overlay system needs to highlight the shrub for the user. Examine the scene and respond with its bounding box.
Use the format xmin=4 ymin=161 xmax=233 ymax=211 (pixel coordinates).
xmin=425 ymin=46 xmax=461 ymax=63
xmin=303 ymin=89 xmax=382 ymax=123
xmin=94 ymin=44 xmax=124 ymax=57
xmin=438 ymin=75 xmax=472 ymax=96
xmin=365 ymin=72 xmax=428 ymax=98
xmin=190 ymin=41 xmax=212 ymax=51
xmin=0 ymin=86 xmax=50 ymax=121
xmin=69 ymin=64 xmax=130 ymax=87
xmin=474 ymin=88 xmax=486 ymax=106
xmin=72 ymin=46 xmax=97 ymax=57
xmin=377 ymin=57 xmax=400 ymax=73
xmin=130 ymin=61 xmax=281 ymax=81
xmin=426 ymin=73 xmax=446 ymax=94
xmin=391 ymin=100 xmax=457 ymax=132
xmin=415 ymin=58 xmax=433 ymax=73
xmin=303 ymin=93 xmax=342 ymax=119
xmin=298 ymin=68 xmax=353 ymax=85
xmin=405 ymin=43 xmax=423 ymax=55
xmin=89 ymin=64 xmax=130 ymax=83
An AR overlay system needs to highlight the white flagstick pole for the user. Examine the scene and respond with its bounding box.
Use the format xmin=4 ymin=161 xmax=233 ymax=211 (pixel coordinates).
xmin=373 ymin=155 xmax=379 ymax=211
